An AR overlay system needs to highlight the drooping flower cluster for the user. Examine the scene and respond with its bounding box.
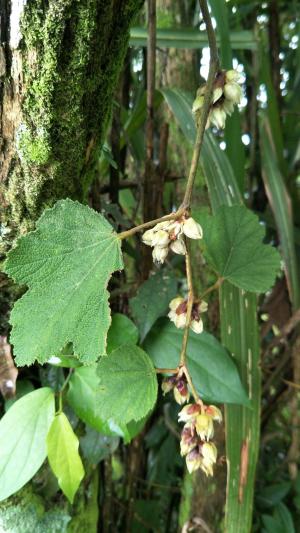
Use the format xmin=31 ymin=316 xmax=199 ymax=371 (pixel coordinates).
xmin=162 ymin=371 xmax=190 ymax=405
xmin=179 ymin=403 xmax=222 ymax=476
xmin=142 ymin=216 xmax=202 ymax=264
xmin=168 ymin=297 xmax=208 ymax=334
xmin=193 ymin=69 xmax=242 ymax=130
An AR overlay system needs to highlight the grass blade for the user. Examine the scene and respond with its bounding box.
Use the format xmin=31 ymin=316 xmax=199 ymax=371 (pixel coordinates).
xmin=260 ymin=116 xmax=300 ymax=309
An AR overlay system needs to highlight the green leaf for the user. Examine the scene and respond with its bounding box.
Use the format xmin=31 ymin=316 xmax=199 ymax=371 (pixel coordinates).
xmin=260 ymin=117 xmax=300 ymax=309
xmin=67 ymin=365 xmax=144 ymax=443
xmin=0 ymin=387 xmax=55 ymax=501
xmin=130 ymin=27 xmax=257 ymax=50
xmin=4 ymin=199 xmax=123 ymax=365
xmin=144 ymin=319 xmax=249 ymax=405
xmin=97 ymin=345 xmax=158 ymax=424
xmin=80 ymin=426 xmax=119 ymax=465
xmin=200 ymin=205 xmax=280 ymax=292
xmin=129 ymin=269 xmax=178 ymax=341
xmin=107 ymin=313 xmax=139 ymax=354
xmin=67 ymin=366 xmax=125 ymax=437
xmin=47 ymin=412 xmax=84 ymax=503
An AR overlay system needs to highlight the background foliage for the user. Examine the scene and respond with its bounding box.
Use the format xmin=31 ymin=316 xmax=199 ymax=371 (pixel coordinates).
xmin=0 ymin=1 xmax=299 ymax=532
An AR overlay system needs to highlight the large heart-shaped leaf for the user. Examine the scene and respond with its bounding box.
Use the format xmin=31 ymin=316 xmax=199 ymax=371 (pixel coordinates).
xmin=4 ymin=199 xmax=123 ymax=365
xmin=0 ymin=387 xmax=55 ymax=501
xmin=143 ymin=319 xmax=249 ymax=406
xmin=97 ymin=345 xmax=158 ymax=424
xmin=198 ymin=205 xmax=280 ymax=293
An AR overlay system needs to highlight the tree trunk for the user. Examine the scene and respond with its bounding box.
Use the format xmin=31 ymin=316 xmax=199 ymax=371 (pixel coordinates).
xmin=0 ymin=0 xmax=143 ymax=236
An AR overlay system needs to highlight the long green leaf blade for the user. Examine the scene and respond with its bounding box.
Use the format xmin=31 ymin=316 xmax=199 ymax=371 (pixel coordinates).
xmin=260 ymin=117 xmax=300 ymax=309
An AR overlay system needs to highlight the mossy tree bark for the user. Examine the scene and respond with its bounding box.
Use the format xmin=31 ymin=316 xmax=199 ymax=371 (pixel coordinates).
xmin=0 ymin=0 xmax=143 ymax=237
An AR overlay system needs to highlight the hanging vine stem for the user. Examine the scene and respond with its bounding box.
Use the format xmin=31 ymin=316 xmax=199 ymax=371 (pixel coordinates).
xmin=119 ymin=0 xmax=219 ymax=404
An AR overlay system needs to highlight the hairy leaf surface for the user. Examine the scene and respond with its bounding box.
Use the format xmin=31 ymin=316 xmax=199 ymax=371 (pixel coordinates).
xmin=200 ymin=205 xmax=280 ymax=292
xmin=47 ymin=412 xmax=84 ymax=503
xmin=4 ymin=199 xmax=123 ymax=365
xmin=0 ymin=387 xmax=55 ymax=501
xmin=97 ymin=345 xmax=158 ymax=424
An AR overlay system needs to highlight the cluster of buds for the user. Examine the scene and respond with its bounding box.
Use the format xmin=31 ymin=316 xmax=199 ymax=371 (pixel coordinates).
xmin=193 ymin=69 xmax=242 ymax=130
xmin=142 ymin=216 xmax=202 ymax=264
xmin=179 ymin=403 xmax=222 ymax=476
xmin=162 ymin=369 xmax=190 ymax=405
xmin=168 ymin=297 xmax=208 ymax=334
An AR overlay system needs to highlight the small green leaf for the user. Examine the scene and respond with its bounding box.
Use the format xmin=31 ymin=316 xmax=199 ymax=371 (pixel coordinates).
xmin=199 ymin=205 xmax=280 ymax=293
xmin=47 ymin=412 xmax=84 ymax=503
xmin=130 ymin=269 xmax=178 ymax=341
xmin=4 ymin=199 xmax=123 ymax=366
xmin=144 ymin=319 xmax=249 ymax=405
xmin=67 ymin=365 xmax=144 ymax=443
xmin=67 ymin=366 xmax=125 ymax=437
xmin=107 ymin=313 xmax=139 ymax=354
xmin=97 ymin=345 xmax=158 ymax=424
xmin=0 ymin=387 xmax=55 ymax=501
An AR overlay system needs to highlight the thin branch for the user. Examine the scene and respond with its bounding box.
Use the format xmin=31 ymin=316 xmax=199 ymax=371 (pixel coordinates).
xmin=180 ymin=245 xmax=194 ymax=366
xmin=118 ymin=207 xmax=185 ymax=240
xmin=199 ymin=277 xmax=224 ymax=300
xmin=181 ymin=0 xmax=219 ymax=209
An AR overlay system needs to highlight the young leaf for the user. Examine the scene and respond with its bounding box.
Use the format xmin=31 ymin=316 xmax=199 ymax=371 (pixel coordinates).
xmin=106 ymin=313 xmax=139 ymax=354
xmin=47 ymin=412 xmax=84 ymax=503
xmin=129 ymin=269 xmax=178 ymax=341
xmin=144 ymin=319 xmax=249 ymax=406
xmin=200 ymin=205 xmax=280 ymax=292
xmin=97 ymin=345 xmax=158 ymax=424
xmin=67 ymin=365 xmax=126 ymax=437
xmin=67 ymin=365 xmax=146 ymax=443
xmin=0 ymin=387 xmax=55 ymax=501
xmin=4 ymin=199 xmax=123 ymax=365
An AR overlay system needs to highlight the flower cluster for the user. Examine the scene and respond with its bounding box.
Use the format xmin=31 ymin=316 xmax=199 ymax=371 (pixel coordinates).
xmin=179 ymin=403 xmax=222 ymax=475
xmin=168 ymin=297 xmax=208 ymax=334
xmin=193 ymin=69 xmax=242 ymax=130
xmin=162 ymin=371 xmax=190 ymax=405
xmin=142 ymin=216 xmax=202 ymax=264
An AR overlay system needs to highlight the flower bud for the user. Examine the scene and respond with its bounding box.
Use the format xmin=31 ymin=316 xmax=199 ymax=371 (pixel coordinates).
xmin=195 ymin=414 xmax=214 ymax=440
xmin=213 ymin=86 xmax=223 ymax=103
xmin=169 ymin=297 xmax=184 ymax=311
xmin=180 ymin=426 xmax=198 ymax=456
xmin=210 ymin=108 xmax=227 ymax=129
xmin=182 ymin=217 xmax=203 ymax=240
xmin=222 ymin=99 xmax=235 ymax=116
xmin=152 ymin=229 xmax=170 ymax=248
xmin=186 ymin=448 xmax=202 ymax=474
xmin=192 ymin=95 xmax=204 ymax=113
xmin=190 ymin=318 xmax=203 ymax=334
xmin=174 ymin=383 xmax=190 ymax=405
xmin=170 ymin=238 xmax=186 ymax=255
xmin=142 ymin=228 xmax=155 ymax=246
xmin=161 ymin=376 xmax=176 ymax=395
xmin=224 ymin=82 xmax=242 ymax=104
xmin=178 ymin=403 xmax=201 ymax=423
xmin=174 ymin=313 xmax=187 ymax=329
xmin=225 ymin=69 xmax=240 ymax=83
xmin=152 ymin=245 xmax=168 ymax=264
xmin=199 ymin=301 xmax=208 ymax=313
xmin=205 ymin=405 xmax=222 ymax=423
xmin=200 ymin=442 xmax=217 ymax=476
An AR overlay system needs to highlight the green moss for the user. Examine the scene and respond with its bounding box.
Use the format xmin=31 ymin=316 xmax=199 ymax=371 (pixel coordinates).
xmin=0 ymin=486 xmax=70 ymax=533
xmin=6 ymin=0 xmax=143 ymax=225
